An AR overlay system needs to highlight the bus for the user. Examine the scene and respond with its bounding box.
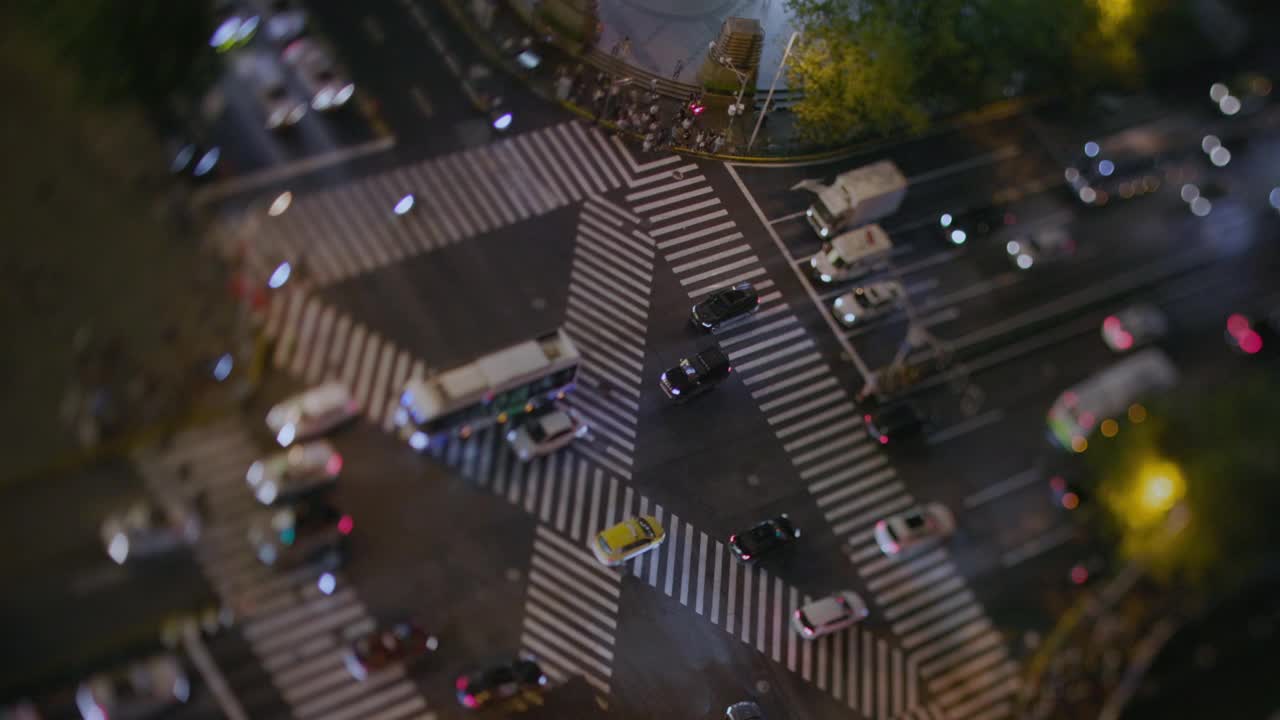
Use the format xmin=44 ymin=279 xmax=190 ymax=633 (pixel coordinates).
xmin=393 ymin=329 xmax=581 ymax=450
xmin=1047 ymin=348 xmax=1178 ymax=452
xmin=1063 ymin=115 xmax=1202 ymax=207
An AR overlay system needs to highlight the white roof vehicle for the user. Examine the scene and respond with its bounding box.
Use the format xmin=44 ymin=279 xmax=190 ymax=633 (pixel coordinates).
xmin=833 ymin=281 xmax=905 ymax=327
xmin=506 ymin=406 xmax=588 ymax=461
xmin=1006 ymin=226 xmax=1075 ymax=270
xmin=1101 ymin=304 xmax=1168 ymax=353
xmin=266 ymin=382 xmax=359 ymax=447
xmin=245 ymin=441 xmax=343 ymax=506
xmin=874 ymin=503 xmax=955 ymax=557
xmin=810 ymin=224 xmax=893 ymax=283
xmin=791 ymin=591 xmax=869 ymax=639
xmin=282 ymin=38 xmax=355 ymax=111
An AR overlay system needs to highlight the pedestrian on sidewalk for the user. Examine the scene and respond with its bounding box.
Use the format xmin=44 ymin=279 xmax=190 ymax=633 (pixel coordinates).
xmin=672 ymin=58 xmax=685 ymax=81
xmin=712 ymin=132 xmax=726 ymax=154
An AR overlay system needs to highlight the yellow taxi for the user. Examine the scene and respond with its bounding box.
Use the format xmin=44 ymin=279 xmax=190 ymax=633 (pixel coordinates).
xmin=591 ymin=516 xmax=665 ymax=567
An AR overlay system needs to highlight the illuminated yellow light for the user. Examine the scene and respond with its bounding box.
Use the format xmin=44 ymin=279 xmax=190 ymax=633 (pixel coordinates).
xmin=1071 ymin=436 xmax=1088 ymax=453
xmin=497 ymin=412 xmax=509 ymax=424
xmin=1128 ymin=404 xmax=1147 ymax=423
xmin=1100 ymin=419 xmax=1119 ymax=438
xmin=1136 ymin=459 xmax=1185 ymax=515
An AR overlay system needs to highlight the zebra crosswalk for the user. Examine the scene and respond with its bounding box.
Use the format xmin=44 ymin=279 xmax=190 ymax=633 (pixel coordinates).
xmin=520 ymin=525 xmax=622 ymax=696
xmin=135 ymin=421 xmax=436 ymax=720
xmin=617 ymin=149 xmax=1019 ymax=720
xmin=212 ymin=122 xmax=633 ymax=287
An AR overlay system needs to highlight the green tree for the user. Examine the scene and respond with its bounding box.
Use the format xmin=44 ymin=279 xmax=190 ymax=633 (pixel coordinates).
xmin=17 ymin=0 xmax=215 ymax=108
xmin=786 ymin=4 xmax=926 ymax=144
xmin=1089 ymin=370 xmax=1280 ymax=591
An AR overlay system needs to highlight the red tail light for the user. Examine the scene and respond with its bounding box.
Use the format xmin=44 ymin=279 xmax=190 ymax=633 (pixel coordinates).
xmin=455 ymin=676 xmax=468 ymax=691
xmin=338 ymin=515 xmax=354 ymax=535
xmin=326 ymin=454 xmax=344 ymax=476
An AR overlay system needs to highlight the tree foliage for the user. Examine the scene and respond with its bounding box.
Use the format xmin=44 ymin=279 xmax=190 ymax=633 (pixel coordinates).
xmin=1088 ymin=369 xmax=1280 ymax=591
xmin=784 ymin=0 xmax=1184 ymax=142
xmin=17 ymin=0 xmax=215 ymax=108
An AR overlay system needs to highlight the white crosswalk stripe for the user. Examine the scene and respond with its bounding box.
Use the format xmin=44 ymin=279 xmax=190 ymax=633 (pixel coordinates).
xmin=613 ymin=147 xmax=1018 ymax=719
xmin=209 ymin=122 xmax=632 ymax=287
xmin=133 ymin=420 xmax=434 ymax=720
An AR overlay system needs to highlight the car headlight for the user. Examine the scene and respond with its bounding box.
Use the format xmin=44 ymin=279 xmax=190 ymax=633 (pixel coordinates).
xmin=843 ymin=313 xmax=856 ymax=324
xmin=820 ymin=274 xmax=832 ymax=283
xmin=409 ymin=432 xmax=429 ymax=451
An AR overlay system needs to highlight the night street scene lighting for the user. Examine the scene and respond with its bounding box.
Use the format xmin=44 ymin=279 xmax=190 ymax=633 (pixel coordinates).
xmin=3 ymin=0 xmax=1280 ymax=718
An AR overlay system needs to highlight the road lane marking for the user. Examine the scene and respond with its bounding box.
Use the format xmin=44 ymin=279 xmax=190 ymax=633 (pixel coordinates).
xmin=1001 ymin=524 xmax=1077 ymax=567
xmin=963 ymin=467 xmax=1042 ymax=508
xmin=907 ymin=145 xmax=1021 ymax=186
xmin=362 ymin=16 xmax=385 ymax=44
xmin=182 ymin=624 xmax=250 ymax=720
xmin=191 ymin=136 xmax=396 ymax=206
xmin=770 ymin=210 xmax=806 ymax=225
xmin=409 ymin=86 xmax=434 ymax=118
xmin=927 ymin=408 xmax=1005 ymax=445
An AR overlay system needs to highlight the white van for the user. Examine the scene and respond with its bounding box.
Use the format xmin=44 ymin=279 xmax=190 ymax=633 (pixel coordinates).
xmin=810 ymin=224 xmax=893 ymax=283
xmin=1047 ymin=347 xmax=1178 ymax=450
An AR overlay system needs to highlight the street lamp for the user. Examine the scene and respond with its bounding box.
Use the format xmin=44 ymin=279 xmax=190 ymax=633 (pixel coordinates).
xmin=749 ymin=31 xmax=799 ymax=150
xmin=710 ymin=43 xmax=749 ymax=135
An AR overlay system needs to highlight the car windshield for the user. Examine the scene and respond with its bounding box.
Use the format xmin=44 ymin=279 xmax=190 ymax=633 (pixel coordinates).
xmin=904 ymin=513 xmax=927 ymax=531
xmin=598 ymin=535 xmax=613 ymax=553
xmin=267 ymin=86 xmax=287 ymax=101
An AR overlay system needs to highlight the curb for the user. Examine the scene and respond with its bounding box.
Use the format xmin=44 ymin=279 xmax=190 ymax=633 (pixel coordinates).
xmin=439 ymin=0 xmax=1047 ymax=164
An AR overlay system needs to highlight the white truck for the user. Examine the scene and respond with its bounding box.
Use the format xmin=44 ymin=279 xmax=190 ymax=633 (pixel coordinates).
xmin=803 ymin=160 xmax=908 ymax=239
xmin=810 ymin=224 xmax=894 ymax=284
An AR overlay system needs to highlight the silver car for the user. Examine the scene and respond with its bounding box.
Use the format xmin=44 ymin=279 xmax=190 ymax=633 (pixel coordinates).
xmin=282 ymin=38 xmax=355 ymax=111
xmin=265 ymin=381 xmax=360 ymax=447
xmin=101 ymin=498 xmax=202 ymax=565
xmin=506 ymin=406 xmax=588 ymax=461
xmin=245 ymin=440 xmax=342 ymax=506
xmin=76 ymin=654 xmax=190 ymax=720
xmin=874 ymin=503 xmax=956 ymax=557
xmin=1101 ymin=304 xmax=1168 ymax=353
xmin=833 ymin=281 xmax=905 ymax=327
xmin=791 ymin=591 xmax=869 ymax=639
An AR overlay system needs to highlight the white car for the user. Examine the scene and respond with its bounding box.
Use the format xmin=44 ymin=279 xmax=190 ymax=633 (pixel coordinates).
xmin=1101 ymin=304 xmax=1168 ymax=353
xmin=77 ymin=654 xmax=190 ymax=720
xmin=506 ymin=406 xmax=588 ymax=461
xmin=101 ymin=498 xmax=202 ymax=565
xmin=266 ymin=382 xmax=359 ymax=447
xmin=245 ymin=440 xmax=343 ymax=506
xmin=833 ymin=281 xmax=905 ymax=327
xmin=1006 ymin=226 xmax=1075 ymax=270
xmin=233 ymin=52 xmax=307 ymax=130
xmin=874 ymin=503 xmax=956 ymax=557
xmin=282 ymin=38 xmax=355 ymax=111
xmin=791 ymin=591 xmax=869 ymax=639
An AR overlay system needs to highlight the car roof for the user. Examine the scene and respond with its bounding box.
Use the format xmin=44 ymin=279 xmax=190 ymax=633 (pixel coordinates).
xmin=696 ymin=346 xmax=730 ymax=367
xmin=536 ymin=410 xmax=574 ymax=436
xmin=804 ymin=594 xmax=850 ymax=625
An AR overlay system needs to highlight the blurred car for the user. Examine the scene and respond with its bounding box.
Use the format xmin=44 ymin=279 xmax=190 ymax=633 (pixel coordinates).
xmin=938 ymin=206 xmax=1016 ymax=246
xmin=265 ymin=381 xmax=360 ymax=447
xmin=592 ymin=516 xmax=665 ymax=566
xmin=728 ymin=515 xmax=800 ymax=563
xmin=1006 ymin=226 xmax=1075 ymax=270
xmin=76 ymin=653 xmax=190 ymax=720
xmin=102 ymin=497 xmax=202 ymax=565
xmin=791 ymin=591 xmax=868 ymax=639
xmin=209 ymin=3 xmax=260 ymax=53
xmin=1101 ymin=304 xmax=1168 ymax=353
xmin=455 ymin=659 xmax=546 ymax=709
xmin=282 ymin=38 xmax=355 ymax=111
xmin=505 ymin=405 xmax=588 ymax=461
xmin=863 ymin=403 xmax=925 ymax=445
xmin=463 ymin=63 xmax=504 ymax=114
xmin=343 ymin=621 xmax=439 ymax=680
xmin=167 ymin=139 xmax=221 ymax=181
xmin=874 ymin=503 xmax=956 ymax=557
xmin=264 ymin=0 xmax=307 ymax=44
xmin=1049 ymin=474 xmax=1087 ymax=511
xmin=1209 ymin=73 xmax=1272 ymax=118
xmin=248 ymin=500 xmax=351 ymax=570
xmin=233 ymin=52 xmax=307 ymax=130
xmin=725 ymin=701 xmax=766 ymax=720
xmin=659 ymin=347 xmax=732 ymax=402
xmin=1180 ymin=178 xmax=1231 ymax=217
xmin=833 ymin=281 xmax=904 ymax=328
xmin=1225 ymin=312 xmax=1264 ymax=355
xmin=245 ymin=440 xmax=342 ymax=506
xmin=691 ymin=281 xmax=760 ymax=330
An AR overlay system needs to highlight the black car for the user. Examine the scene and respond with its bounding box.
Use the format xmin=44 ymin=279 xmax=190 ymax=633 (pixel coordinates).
xmin=659 ymin=347 xmax=732 ymax=402
xmin=691 ymin=281 xmax=760 ymax=330
xmin=729 ymin=515 xmax=800 ymax=562
xmin=863 ymin=404 xmax=925 ymax=445
xmin=726 ymin=700 xmax=767 ymax=720
xmin=456 ymin=659 xmax=546 ymax=709
xmin=248 ymin=500 xmax=351 ymax=570
xmin=938 ymin=206 xmax=1015 ymax=246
